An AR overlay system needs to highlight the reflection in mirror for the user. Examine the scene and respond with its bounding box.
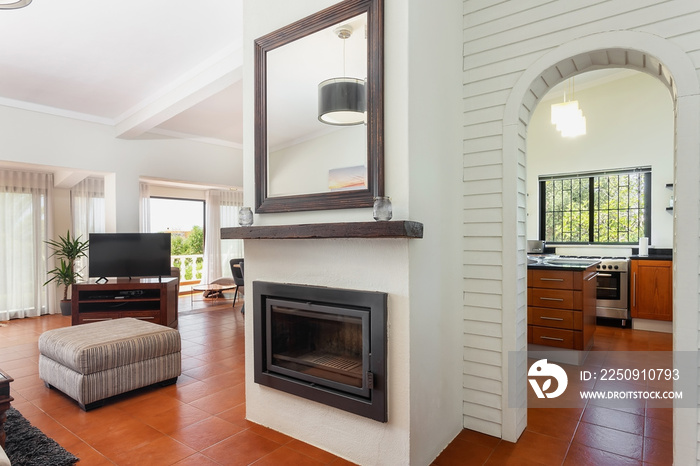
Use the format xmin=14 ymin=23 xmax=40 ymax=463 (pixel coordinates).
xmin=266 ymin=13 xmax=367 ymax=198
xmin=255 ymin=0 xmax=383 ymax=213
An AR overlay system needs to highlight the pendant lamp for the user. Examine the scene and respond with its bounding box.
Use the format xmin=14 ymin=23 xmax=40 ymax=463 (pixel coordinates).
xmin=551 ymin=77 xmax=586 ymax=137
xmin=0 ymin=0 xmax=32 ymax=9
xmin=318 ymin=26 xmax=366 ymax=126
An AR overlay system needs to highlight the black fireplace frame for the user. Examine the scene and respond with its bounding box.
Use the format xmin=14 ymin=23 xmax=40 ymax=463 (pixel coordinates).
xmin=253 ymin=281 xmax=388 ymax=422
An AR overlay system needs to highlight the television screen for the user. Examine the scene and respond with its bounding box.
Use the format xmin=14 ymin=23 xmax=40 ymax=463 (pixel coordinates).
xmin=88 ymin=233 xmax=172 ymax=279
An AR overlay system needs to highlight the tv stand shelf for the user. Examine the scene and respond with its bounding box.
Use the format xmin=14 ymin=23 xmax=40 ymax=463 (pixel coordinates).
xmin=71 ymin=277 xmax=178 ymax=328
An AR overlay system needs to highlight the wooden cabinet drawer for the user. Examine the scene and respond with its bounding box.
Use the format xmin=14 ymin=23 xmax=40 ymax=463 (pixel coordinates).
xmin=77 ymin=312 xmax=118 ymax=324
xmin=530 ymin=269 xmax=574 ymax=289
xmin=530 ymin=327 xmax=575 ymax=349
xmin=528 ymin=288 xmax=574 ymax=309
xmin=122 ymin=311 xmax=160 ymax=322
xmin=528 ymin=307 xmax=581 ymax=330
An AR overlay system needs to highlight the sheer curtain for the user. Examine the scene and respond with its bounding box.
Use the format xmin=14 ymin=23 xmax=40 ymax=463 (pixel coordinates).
xmin=0 ymin=170 xmax=55 ymax=319
xmin=71 ymin=177 xmax=105 ymax=279
xmin=139 ymin=182 xmax=151 ymax=233
xmin=201 ymin=190 xmax=243 ymax=283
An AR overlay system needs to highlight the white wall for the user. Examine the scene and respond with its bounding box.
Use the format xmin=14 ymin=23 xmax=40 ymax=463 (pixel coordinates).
xmin=406 ymin=0 xmax=463 ymax=462
xmin=243 ymin=0 xmax=463 ymax=464
xmin=463 ymin=1 xmax=700 ymax=462
xmin=0 ymin=104 xmax=242 ymax=232
xmin=268 ymin=125 xmax=365 ymax=196
xmin=527 ymin=71 xmax=674 ymax=247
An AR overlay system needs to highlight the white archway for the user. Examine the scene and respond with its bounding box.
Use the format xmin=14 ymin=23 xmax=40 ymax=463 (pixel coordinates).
xmin=501 ymin=30 xmax=700 ymax=463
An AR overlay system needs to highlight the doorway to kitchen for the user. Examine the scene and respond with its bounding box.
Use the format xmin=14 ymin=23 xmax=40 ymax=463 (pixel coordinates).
xmin=500 ymin=33 xmax=700 ymax=461
xmin=527 ymin=69 xmax=673 ymax=327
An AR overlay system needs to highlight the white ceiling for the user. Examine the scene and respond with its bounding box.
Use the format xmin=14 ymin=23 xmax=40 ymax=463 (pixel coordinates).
xmin=0 ymin=3 xmax=638 ymax=156
xmin=0 ymin=0 xmax=243 ymax=147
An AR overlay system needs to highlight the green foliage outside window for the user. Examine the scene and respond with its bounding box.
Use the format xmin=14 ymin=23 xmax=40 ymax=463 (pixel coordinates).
xmin=541 ymin=169 xmax=650 ymax=244
xmin=169 ymin=225 xmax=204 ymax=280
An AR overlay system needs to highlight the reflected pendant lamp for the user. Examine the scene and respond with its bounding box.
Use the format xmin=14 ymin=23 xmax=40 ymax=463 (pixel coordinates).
xmin=318 ymin=77 xmax=366 ymax=125
xmin=318 ymin=26 xmax=366 ymax=126
xmin=0 ymin=0 xmax=32 ymax=9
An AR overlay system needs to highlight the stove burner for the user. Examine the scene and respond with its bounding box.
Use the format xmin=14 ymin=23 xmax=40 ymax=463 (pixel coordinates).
xmin=556 ymin=254 xmax=629 ymax=271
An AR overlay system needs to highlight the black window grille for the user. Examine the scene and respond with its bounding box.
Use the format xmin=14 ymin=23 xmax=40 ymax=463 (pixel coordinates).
xmin=539 ymin=168 xmax=651 ymax=244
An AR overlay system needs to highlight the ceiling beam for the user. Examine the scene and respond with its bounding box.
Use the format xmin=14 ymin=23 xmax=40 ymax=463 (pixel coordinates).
xmin=53 ymin=170 xmax=89 ymax=189
xmin=115 ymin=46 xmax=243 ymax=139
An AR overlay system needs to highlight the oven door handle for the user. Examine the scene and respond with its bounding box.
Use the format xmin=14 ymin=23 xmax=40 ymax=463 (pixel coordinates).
xmin=597 ymin=273 xmax=612 ymax=277
xmin=586 ymin=272 xmax=599 ymax=281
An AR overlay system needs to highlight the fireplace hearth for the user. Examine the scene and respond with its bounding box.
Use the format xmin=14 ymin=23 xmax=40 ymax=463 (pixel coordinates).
xmin=253 ymin=281 xmax=388 ymax=422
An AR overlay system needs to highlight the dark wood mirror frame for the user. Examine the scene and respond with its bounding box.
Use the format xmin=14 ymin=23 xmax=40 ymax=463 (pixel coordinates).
xmin=254 ymin=0 xmax=383 ymax=213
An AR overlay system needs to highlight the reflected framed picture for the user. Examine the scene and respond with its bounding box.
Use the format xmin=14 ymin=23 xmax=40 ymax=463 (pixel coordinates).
xmin=329 ymin=165 xmax=366 ymax=192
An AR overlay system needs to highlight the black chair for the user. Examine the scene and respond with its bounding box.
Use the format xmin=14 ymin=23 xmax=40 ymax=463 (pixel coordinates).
xmin=229 ymin=258 xmax=244 ymax=307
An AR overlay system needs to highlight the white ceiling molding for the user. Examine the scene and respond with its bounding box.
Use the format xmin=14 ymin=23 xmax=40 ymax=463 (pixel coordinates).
xmin=140 ymin=176 xmax=240 ymax=191
xmin=0 ymin=96 xmax=114 ymax=126
xmin=115 ymin=47 xmax=243 ymax=139
xmin=147 ymin=127 xmax=243 ymax=150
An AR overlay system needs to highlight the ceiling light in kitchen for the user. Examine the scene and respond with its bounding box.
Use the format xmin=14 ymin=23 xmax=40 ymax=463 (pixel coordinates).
xmin=551 ymin=78 xmax=586 ymax=137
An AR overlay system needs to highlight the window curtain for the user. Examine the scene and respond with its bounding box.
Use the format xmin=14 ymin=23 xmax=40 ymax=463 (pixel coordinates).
xmin=201 ymin=190 xmax=243 ymax=283
xmin=0 ymin=170 xmax=55 ymax=320
xmin=139 ymin=182 xmax=151 ymax=233
xmin=71 ymin=177 xmax=105 ymax=280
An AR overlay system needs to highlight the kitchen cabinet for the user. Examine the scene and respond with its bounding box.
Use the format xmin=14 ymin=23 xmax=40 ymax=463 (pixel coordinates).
xmin=630 ymin=259 xmax=672 ymax=321
xmin=527 ymin=265 xmax=597 ymax=350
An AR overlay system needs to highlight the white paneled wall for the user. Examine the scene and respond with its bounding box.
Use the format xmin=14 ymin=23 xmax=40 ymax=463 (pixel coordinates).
xmin=462 ymin=1 xmax=700 ymax=460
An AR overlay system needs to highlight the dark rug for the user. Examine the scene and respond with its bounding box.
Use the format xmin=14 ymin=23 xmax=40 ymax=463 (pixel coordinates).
xmin=4 ymin=407 xmax=79 ymax=466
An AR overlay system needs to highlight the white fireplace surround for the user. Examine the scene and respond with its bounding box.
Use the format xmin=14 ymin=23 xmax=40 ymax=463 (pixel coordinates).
xmin=244 ymin=238 xmax=411 ymax=464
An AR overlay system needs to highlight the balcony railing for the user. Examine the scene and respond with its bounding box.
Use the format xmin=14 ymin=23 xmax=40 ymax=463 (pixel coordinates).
xmin=171 ymin=254 xmax=203 ymax=284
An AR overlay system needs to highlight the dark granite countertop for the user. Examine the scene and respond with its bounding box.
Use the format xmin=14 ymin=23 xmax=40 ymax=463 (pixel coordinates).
xmin=527 ymin=257 xmax=600 ymax=271
xmin=629 ymin=254 xmax=672 ymax=261
xmin=629 ymin=247 xmax=672 ymax=261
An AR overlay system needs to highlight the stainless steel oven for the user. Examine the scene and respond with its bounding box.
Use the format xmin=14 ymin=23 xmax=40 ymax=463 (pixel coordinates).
xmin=595 ymin=257 xmax=630 ymax=323
xmin=560 ymin=256 xmax=630 ymax=325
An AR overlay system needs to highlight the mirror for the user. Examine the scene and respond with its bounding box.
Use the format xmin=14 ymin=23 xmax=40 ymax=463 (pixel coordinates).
xmin=255 ymin=0 xmax=383 ymax=213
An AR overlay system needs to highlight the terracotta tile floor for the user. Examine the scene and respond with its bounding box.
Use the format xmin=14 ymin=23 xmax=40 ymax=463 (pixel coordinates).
xmin=0 ymin=298 xmax=673 ymax=465
xmin=434 ymin=325 xmax=674 ymax=466
xmin=0 ymin=297 xmax=353 ymax=465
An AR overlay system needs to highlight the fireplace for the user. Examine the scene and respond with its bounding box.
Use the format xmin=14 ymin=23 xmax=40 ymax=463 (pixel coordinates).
xmin=253 ymin=281 xmax=388 ymax=422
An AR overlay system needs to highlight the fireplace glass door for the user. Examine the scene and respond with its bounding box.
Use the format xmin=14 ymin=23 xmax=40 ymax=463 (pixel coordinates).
xmin=267 ymin=299 xmax=370 ymax=398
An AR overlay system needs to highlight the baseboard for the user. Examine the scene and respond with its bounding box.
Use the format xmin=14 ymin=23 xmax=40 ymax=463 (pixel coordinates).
xmin=631 ymin=318 xmax=672 ymax=333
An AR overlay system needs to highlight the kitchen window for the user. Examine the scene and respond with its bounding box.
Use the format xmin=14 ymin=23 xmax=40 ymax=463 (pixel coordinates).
xmin=539 ymin=167 xmax=651 ymax=244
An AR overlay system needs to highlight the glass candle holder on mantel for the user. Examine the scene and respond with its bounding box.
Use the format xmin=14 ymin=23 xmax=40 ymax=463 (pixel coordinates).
xmin=238 ymin=207 xmax=254 ymax=226
xmin=373 ymin=196 xmax=392 ymax=221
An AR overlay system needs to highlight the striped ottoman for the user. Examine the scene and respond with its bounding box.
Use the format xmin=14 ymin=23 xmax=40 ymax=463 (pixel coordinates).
xmin=38 ymin=318 xmax=181 ymax=411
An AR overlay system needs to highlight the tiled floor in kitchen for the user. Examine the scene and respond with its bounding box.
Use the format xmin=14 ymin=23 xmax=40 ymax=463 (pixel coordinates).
xmin=434 ymin=325 xmax=673 ymax=466
xmin=1 ymin=296 xmax=673 ymax=465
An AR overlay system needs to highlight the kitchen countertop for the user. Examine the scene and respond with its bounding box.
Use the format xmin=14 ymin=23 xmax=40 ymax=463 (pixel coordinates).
xmin=629 ymin=254 xmax=672 ymax=260
xmin=629 ymin=247 xmax=672 ymax=261
xmin=527 ymin=256 xmax=601 ymax=271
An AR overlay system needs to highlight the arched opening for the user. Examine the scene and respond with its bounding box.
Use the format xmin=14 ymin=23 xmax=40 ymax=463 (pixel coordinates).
xmin=500 ymin=33 xmax=700 ymax=463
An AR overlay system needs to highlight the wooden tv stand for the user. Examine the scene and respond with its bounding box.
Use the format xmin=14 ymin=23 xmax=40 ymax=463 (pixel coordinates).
xmin=71 ymin=277 xmax=178 ymax=328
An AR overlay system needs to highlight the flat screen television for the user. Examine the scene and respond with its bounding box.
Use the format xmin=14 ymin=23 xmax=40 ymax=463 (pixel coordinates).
xmin=88 ymin=233 xmax=171 ymax=280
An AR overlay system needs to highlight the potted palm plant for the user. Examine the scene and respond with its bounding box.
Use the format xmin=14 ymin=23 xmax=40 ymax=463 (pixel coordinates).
xmin=44 ymin=231 xmax=89 ymax=316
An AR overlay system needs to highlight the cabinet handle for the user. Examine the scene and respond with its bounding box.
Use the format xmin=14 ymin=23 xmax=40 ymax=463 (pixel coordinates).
xmin=83 ymin=318 xmax=113 ymax=322
xmin=540 ymin=316 xmax=564 ymax=321
xmin=540 ymin=278 xmax=564 ymax=282
xmin=539 ymin=297 xmax=564 ymax=302
xmin=632 ymin=273 xmax=636 ymax=307
xmin=540 ymin=336 xmax=564 ymax=342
